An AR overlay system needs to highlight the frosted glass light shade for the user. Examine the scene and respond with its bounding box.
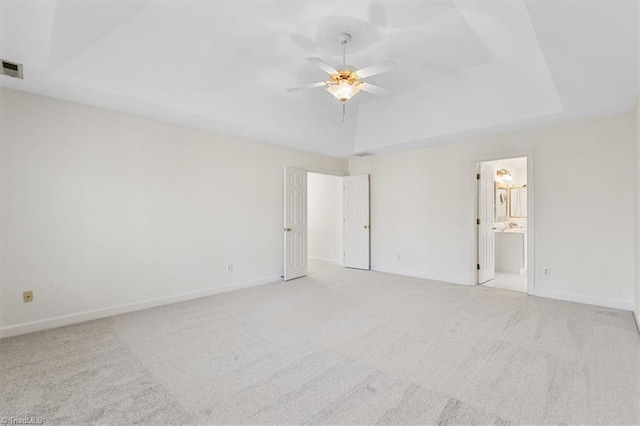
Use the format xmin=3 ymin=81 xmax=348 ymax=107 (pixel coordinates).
xmin=327 ymin=80 xmax=361 ymax=102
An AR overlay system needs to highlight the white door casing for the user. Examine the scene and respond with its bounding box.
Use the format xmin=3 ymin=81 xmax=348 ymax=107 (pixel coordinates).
xmin=343 ymin=175 xmax=370 ymax=270
xmin=284 ymin=167 xmax=307 ymax=280
xmin=477 ymin=164 xmax=495 ymax=284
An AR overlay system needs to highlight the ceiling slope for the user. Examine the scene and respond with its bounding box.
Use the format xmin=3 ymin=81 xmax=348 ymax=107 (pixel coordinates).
xmin=0 ymin=1 xmax=637 ymax=157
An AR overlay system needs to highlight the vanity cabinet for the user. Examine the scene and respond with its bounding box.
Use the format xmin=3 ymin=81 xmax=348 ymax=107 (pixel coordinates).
xmin=495 ymin=231 xmax=527 ymax=274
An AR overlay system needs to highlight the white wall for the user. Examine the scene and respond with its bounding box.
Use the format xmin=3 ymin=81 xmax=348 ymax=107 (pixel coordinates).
xmin=636 ymin=98 xmax=640 ymax=328
xmin=308 ymin=173 xmax=343 ymax=263
xmin=350 ymin=112 xmax=636 ymax=310
xmin=0 ymin=88 xmax=347 ymax=337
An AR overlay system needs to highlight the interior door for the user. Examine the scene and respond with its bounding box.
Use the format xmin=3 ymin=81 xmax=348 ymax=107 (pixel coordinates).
xmin=478 ymin=163 xmax=495 ymax=284
xmin=284 ymin=167 xmax=307 ymax=281
xmin=343 ymin=175 xmax=370 ymax=270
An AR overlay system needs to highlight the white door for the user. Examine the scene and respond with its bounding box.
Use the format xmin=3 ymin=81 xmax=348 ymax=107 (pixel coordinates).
xmin=284 ymin=167 xmax=307 ymax=280
xmin=478 ymin=164 xmax=495 ymax=284
xmin=343 ymin=175 xmax=370 ymax=270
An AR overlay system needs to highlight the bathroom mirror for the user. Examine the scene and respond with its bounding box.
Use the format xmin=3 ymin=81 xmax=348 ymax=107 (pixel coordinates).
xmin=509 ymin=186 xmax=527 ymax=218
xmin=495 ymin=182 xmax=508 ymax=222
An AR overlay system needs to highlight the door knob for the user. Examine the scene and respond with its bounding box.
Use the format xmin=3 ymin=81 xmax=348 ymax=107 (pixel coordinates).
xmin=364 ymin=225 xmax=369 ymax=229
xmin=284 ymin=227 xmax=292 ymax=232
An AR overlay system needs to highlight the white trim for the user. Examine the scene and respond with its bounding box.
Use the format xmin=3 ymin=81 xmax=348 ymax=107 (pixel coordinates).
xmin=372 ymin=266 xmax=470 ymax=286
xmin=368 ymin=266 xmax=632 ymax=311
xmin=535 ymin=288 xmax=634 ymax=311
xmin=0 ymin=275 xmax=281 ymax=339
xmin=470 ymin=150 xmax=535 ymax=296
xmin=309 ymin=256 xmax=343 ymax=265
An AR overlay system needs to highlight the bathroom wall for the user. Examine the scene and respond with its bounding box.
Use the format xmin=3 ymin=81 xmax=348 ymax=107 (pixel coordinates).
xmin=482 ymin=157 xmax=527 ymax=230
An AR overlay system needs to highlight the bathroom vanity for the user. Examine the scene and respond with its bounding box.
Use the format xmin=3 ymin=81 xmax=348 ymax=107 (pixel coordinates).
xmin=495 ymin=230 xmax=527 ymax=274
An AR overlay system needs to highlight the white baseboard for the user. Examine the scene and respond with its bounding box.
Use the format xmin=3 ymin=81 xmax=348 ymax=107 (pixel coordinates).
xmin=372 ymin=266 xmax=634 ymax=311
xmin=309 ymin=256 xmax=343 ymax=265
xmin=534 ymin=288 xmax=633 ymax=311
xmin=0 ymin=275 xmax=281 ymax=339
xmin=371 ymin=266 xmax=471 ymax=286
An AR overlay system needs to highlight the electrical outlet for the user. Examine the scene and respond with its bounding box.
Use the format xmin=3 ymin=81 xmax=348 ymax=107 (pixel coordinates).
xmin=226 ymin=264 xmax=233 ymax=273
xmin=543 ymin=268 xmax=550 ymax=276
xmin=23 ymin=291 xmax=33 ymax=303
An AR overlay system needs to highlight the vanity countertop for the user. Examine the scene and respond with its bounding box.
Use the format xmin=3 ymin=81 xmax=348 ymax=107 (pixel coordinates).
xmin=496 ymin=229 xmax=527 ymax=234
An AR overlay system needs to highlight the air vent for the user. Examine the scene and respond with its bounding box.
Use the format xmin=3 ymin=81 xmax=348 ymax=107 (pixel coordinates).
xmin=1 ymin=60 xmax=23 ymax=79
xmin=354 ymin=151 xmax=375 ymax=157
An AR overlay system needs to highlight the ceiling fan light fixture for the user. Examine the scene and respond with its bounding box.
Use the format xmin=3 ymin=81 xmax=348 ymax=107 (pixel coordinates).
xmin=326 ymin=79 xmax=361 ymax=103
xmin=287 ymin=33 xmax=396 ymax=122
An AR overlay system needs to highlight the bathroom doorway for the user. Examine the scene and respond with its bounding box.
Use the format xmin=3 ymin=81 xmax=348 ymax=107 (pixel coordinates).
xmin=476 ymin=157 xmax=529 ymax=292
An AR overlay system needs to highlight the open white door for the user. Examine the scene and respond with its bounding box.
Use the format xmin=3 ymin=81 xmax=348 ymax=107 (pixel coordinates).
xmin=477 ymin=164 xmax=495 ymax=284
xmin=284 ymin=167 xmax=307 ymax=281
xmin=343 ymin=175 xmax=370 ymax=270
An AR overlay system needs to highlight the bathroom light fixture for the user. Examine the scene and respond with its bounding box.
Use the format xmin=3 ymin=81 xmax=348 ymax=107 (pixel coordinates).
xmin=496 ymin=169 xmax=513 ymax=181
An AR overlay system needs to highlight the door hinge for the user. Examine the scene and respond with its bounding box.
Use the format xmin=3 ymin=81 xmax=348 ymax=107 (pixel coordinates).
xmin=477 ymin=218 xmax=480 ymax=225
xmin=476 ymin=173 xmax=480 ymax=180
xmin=477 ymin=264 xmax=480 ymax=270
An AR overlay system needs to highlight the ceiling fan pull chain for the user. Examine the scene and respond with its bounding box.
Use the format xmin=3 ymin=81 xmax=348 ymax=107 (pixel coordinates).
xmin=343 ymin=103 xmax=346 ymax=125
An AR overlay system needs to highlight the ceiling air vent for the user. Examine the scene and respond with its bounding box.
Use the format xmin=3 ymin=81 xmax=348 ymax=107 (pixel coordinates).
xmin=354 ymin=151 xmax=375 ymax=157
xmin=1 ymin=60 xmax=23 ymax=79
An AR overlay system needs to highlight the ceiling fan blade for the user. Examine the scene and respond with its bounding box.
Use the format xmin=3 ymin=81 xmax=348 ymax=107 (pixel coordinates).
xmin=360 ymin=82 xmax=391 ymax=97
xmin=307 ymin=57 xmax=339 ymax=74
xmin=356 ymin=60 xmax=397 ymax=78
xmin=286 ymin=81 xmax=327 ymax=92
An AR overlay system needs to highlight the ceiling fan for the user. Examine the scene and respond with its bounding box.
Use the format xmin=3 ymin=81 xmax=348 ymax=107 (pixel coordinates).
xmin=287 ymin=33 xmax=397 ymax=123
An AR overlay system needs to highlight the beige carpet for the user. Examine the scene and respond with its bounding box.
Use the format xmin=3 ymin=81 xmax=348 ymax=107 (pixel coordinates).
xmin=1 ymin=260 xmax=639 ymax=425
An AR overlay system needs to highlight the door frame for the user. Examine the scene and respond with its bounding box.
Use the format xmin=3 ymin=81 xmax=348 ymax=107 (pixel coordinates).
xmin=470 ymin=150 xmax=535 ymax=296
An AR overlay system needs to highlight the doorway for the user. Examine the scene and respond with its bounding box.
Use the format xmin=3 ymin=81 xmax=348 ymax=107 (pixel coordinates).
xmin=283 ymin=167 xmax=370 ymax=280
xmin=308 ymin=172 xmax=343 ymax=265
xmin=476 ymin=157 xmax=529 ymax=293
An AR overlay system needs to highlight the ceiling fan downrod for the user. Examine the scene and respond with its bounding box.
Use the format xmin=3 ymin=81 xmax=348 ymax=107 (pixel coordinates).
xmin=339 ymin=33 xmax=351 ymax=67
xmin=339 ymin=33 xmax=351 ymax=125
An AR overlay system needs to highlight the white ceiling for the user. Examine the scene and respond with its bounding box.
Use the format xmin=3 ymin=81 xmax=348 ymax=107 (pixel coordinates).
xmin=1 ymin=1 xmax=637 ymax=158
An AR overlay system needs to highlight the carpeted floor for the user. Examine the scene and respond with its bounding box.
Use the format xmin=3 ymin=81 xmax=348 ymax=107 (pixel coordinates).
xmin=1 ymin=260 xmax=639 ymax=425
